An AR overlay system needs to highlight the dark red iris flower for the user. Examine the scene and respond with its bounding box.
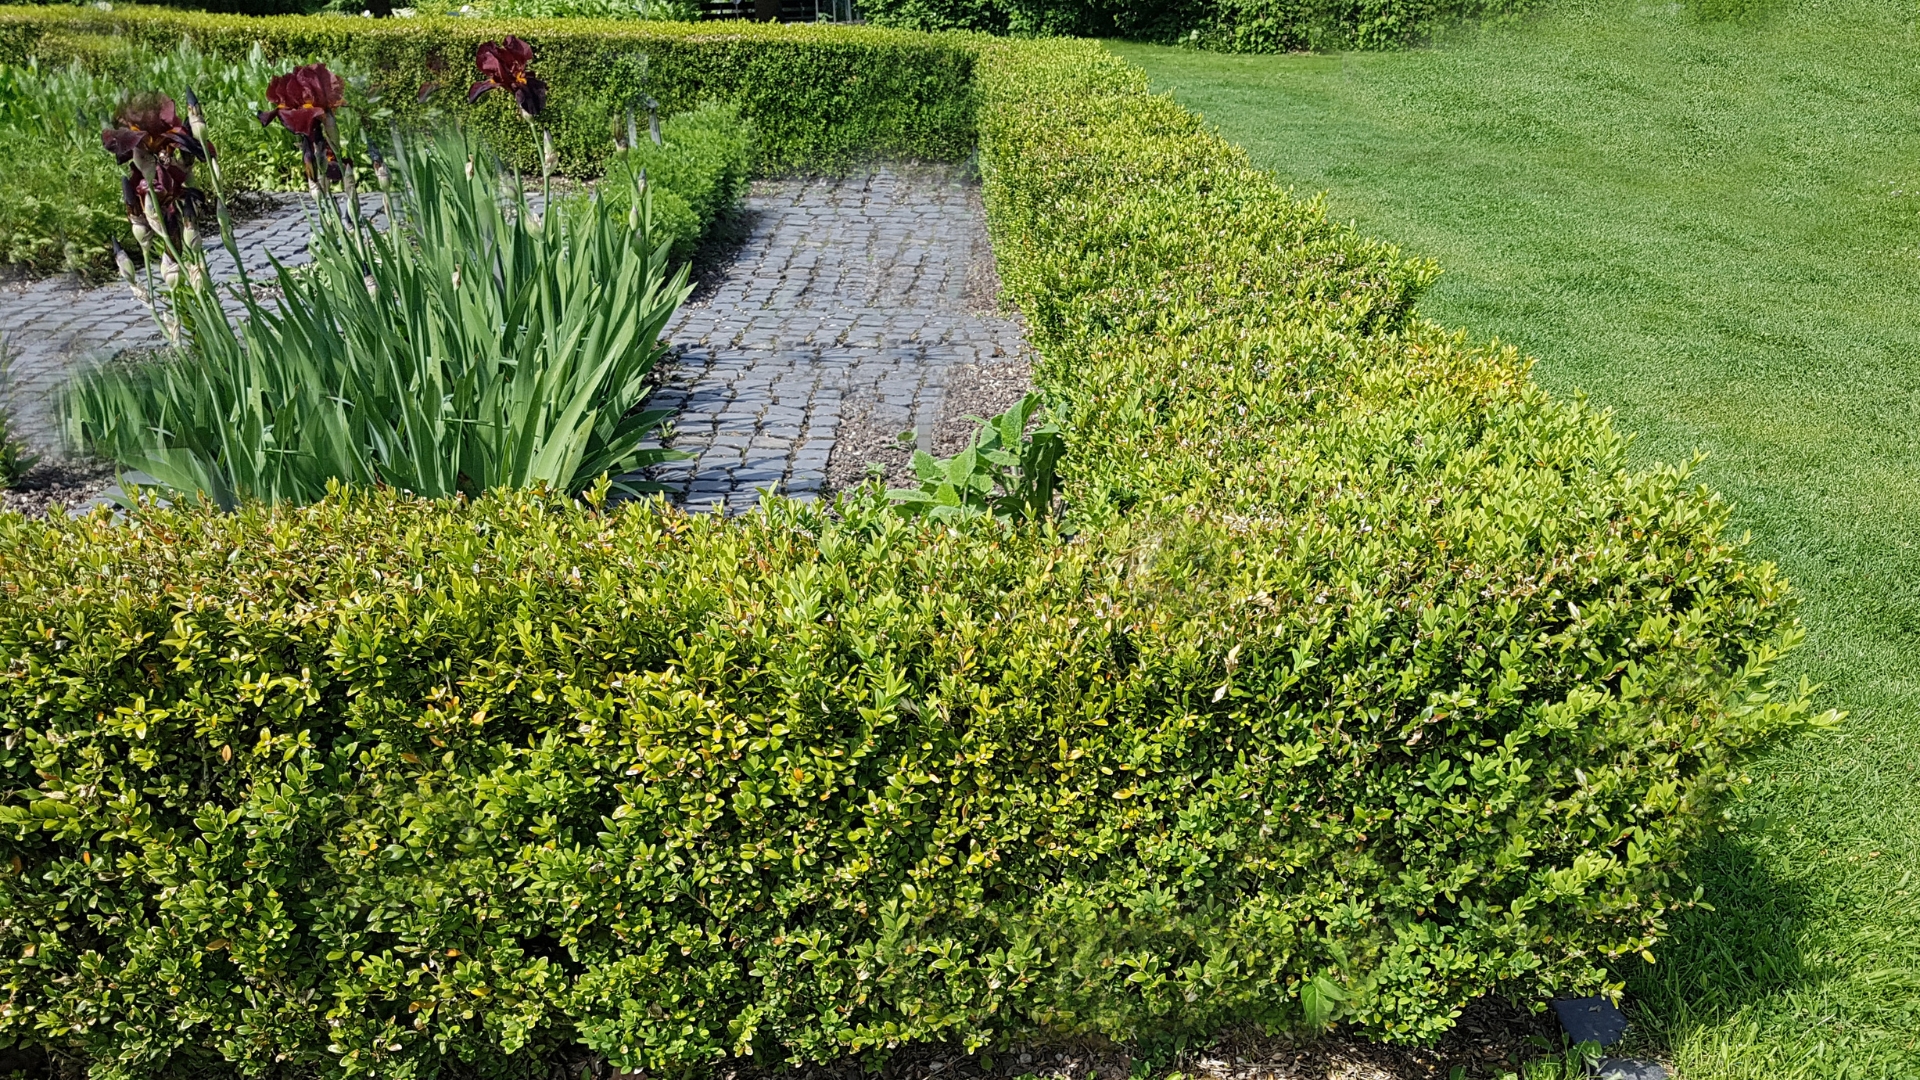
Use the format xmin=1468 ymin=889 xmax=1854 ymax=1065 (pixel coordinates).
xmin=258 ymin=63 xmax=347 ymax=138
xmin=101 ymin=94 xmax=205 ymax=165
xmin=122 ymin=159 xmax=205 ymax=244
xmin=468 ymin=37 xmax=547 ymax=118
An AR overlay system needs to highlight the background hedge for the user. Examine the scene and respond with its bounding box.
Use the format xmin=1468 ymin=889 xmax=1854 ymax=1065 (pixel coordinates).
xmin=2 ymin=0 xmax=322 ymax=16
xmin=0 ymin=23 xmax=1827 ymax=1080
xmin=862 ymin=0 xmax=1537 ymax=52
xmin=0 ymin=5 xmax=976 ymax=173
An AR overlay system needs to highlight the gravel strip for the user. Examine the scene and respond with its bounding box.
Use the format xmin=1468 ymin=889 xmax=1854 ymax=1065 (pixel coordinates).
xmin=1 ymin=459 xmax=116 ymax=519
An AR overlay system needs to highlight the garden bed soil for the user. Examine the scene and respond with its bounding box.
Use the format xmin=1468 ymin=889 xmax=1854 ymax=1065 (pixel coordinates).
xmin=0 ymin=459 xmax=115 ymax=519
xmin=824 ymin=352 xmax=1034 ymax=495
xmin=825 ymin=184 xmax=1032 ymax=497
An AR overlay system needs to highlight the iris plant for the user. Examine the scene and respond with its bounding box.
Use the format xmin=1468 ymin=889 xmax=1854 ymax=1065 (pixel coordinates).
xmin=101 ymin=93 xmax=208 ymax=295
xmin=71 ymin=46 xmax=691 ymax=509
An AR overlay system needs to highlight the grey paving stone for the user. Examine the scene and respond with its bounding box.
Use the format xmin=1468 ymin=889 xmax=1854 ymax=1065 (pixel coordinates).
xmin=635 ymin=165 xmax=1033 ymax=512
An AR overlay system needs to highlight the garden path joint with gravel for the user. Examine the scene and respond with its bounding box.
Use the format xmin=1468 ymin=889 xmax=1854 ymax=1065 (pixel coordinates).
xmin=0 ymin=164 xmax=1033 ymax=516
xmin=659 ymin=164 xmax=1032 ymax=513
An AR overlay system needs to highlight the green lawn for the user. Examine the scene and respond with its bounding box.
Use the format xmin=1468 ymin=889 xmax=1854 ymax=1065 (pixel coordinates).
xmin=1109 ymin=4 xmax=1920 ymax=1077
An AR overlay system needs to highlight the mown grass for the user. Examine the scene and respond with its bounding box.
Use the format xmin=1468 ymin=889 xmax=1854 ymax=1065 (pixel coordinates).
xmin=1109 ymin=2 xmax=1920 ymax=1077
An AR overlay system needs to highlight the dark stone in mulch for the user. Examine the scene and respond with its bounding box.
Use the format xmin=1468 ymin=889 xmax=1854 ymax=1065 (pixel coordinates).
xmin=1551 ymin=996 xmax=1630 ymax=1047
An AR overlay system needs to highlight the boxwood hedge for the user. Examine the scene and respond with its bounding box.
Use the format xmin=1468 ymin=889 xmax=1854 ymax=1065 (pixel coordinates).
xmin=0 ymin=26 xmax=1827 ymax=1080
xmin=861 ymin=0 xmax=1535 ymax=53
xmin=587 ymin=102 xmax=754 ymax=262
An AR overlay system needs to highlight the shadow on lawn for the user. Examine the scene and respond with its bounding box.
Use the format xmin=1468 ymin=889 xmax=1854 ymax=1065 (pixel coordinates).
xmin=1623 ymin=824 xmax=1820 ymax=1051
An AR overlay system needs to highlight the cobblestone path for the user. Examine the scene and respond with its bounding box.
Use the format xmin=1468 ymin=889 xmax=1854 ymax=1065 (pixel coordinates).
xmin=0 ymin=165 xmax=1028 ymax=513
xmin=657 ymin=165 xmax=1028 ymax=512
xmin=0 ymin=194 xmax=327 ymax=451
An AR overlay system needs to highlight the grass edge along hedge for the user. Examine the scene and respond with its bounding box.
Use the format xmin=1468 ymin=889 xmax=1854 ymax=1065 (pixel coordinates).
xmin=0 ymin=5 xmax=976 ymax=173
xmin=0 ymin=31 xmax=1831 ymax=1080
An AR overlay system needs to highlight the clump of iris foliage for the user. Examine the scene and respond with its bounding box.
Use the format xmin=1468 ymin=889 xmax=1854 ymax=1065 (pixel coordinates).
xmin=0 ymin=37 xmax=362 ymax=276
xmin=62 ymin=129 xmax=691 ymax=506
xmin=0 ymin=388 xmax=35 ymax=489
xmin=62 ymin=40 xmax=692 ymax=507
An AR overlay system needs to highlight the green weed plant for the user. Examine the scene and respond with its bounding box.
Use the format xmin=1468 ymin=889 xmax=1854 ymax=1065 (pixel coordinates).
xmin=888 ymin=393 xmax=1063 ymax=521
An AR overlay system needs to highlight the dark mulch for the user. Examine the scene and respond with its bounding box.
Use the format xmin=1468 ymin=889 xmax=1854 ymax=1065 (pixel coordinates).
xmin=822 ymin=352 xmax=1034 ymax=498
xmin=824 ymin=402 xmax=920 ymax=494
xmin=708 ymin=997 xmax=1590 ymax=1080
xmin=0 ymin=998 xmax=1646 ymax=1080
xmin=928 ymin=354 xmax=1034 ymax=458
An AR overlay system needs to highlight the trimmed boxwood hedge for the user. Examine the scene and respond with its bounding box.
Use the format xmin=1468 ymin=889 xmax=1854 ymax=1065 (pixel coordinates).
xmin=862 ymin=0 xmax=1535 ymax=53
xmin=587 ymin=102 xmax=754 ymax=262
xmin=0 ymin=5 xmax=976 ymax=174
xmin=0 ymin=25 xmax=1827 ymax=1080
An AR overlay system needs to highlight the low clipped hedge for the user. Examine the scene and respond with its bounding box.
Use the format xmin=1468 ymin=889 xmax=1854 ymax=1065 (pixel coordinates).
xmin=0 ymin=5 xmax=976 ymax=173
xmin=590 ymin=102 xmax=754 ymax=261
xmin=0 ymin=28 xmax=1826 ymax=1080
xmin=861 ymin=0 xmax=1536 ymax=51
xmin=974 ymin=34 xmax=1823 ymax=1023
